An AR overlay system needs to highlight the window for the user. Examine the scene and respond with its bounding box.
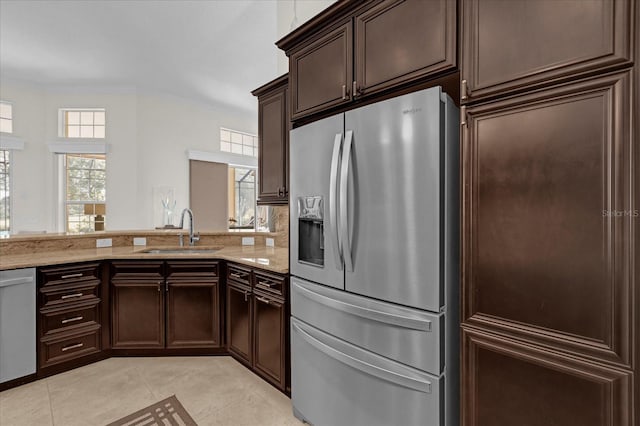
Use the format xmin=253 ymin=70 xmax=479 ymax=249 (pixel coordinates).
xmin=0 ymin=150 xmax=10 ymax=235
xmin=228 ymin=167 xmax=256 ymax=229
xmin=0 ymin=101 xmax=13 ymax=134
xmin=61 ymin=108 xmax=105 ymax=138
xmin=220 ymin=128 xmax=257 ymax=157
xmin=65 ymin=154 xmax=106 ymax=233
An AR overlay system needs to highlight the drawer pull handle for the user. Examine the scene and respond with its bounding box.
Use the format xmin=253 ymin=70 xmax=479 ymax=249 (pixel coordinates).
xmin=61 ymin=273 xmax=83 ymax=279
xmin=257 ymin=280 xmax=276 ymax=288
xmin=61 ymin=293 xmax=83 ymax=300
xmin=230 ymin=272 xmax=245 ymax=279
xmin=256 ymin=296 xmax=270 ymax=305
xmin=61 ymin=316 xmax=83 ymax=324
xmin=61 ymin=343 xmax=83 ymax=352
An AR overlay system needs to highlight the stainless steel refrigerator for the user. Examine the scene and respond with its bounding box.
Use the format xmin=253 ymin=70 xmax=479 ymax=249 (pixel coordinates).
xmin=289 ymin=86 xmax=459 ymax=426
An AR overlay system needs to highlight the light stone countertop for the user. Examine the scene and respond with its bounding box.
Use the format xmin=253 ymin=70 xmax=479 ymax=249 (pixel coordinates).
xmin=0 ymin=244 xmax=289 ymax=274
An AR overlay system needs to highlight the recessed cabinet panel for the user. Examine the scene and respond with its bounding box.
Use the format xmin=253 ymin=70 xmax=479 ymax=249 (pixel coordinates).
xmin=111 ymin=281 xmax=164 ymax=349
xmin=290 ymin=23 xmax=352 ymax=119
xmin=461 ymin=0 xmax=633 ymax=101
xmin=253 ymin=293 xmax=286 ymax=389
xmin=226 ymin=283 xmax=252 ymax=365
xmin=463 ymin=72 xmax=633 ymax=365
xmin=259 ymin=89 xmax=287 ymax=201
xmin=355 ymin=0 xmax=455 ymax=96
xmin=462 ymin=329 xmax=633 ymax=426
xmin=166 ymin=281 xmax=219 ymax=348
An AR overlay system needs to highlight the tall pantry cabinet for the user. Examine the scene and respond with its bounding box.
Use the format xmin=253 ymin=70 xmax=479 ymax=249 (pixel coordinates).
xmin=459 ymin=1 xmax=637 ymax=425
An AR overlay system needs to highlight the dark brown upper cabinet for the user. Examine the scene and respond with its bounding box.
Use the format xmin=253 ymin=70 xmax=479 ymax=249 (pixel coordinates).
xmin=289 ymin=22 xmax=353 ymax=120
xmin=252 ymin=75 xmax=289 ymax=205
xmin=280 ymin=0 xmax=456 ymax=121
xmin=461 ymin=71 xmax=633 ymax=368
xmin=460 ymin=0 xmax=633 ymax=103
xmin=355 ymin=0 xmax=456 ymax=98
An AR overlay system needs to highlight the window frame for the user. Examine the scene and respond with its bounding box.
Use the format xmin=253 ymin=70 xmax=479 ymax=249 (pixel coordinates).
xmin=0 ymin=101 xmax=14 ymax=134
xmin=220 ymin=127 xmax=257 ymax=157
xmin=62 ymin=153 xmax=107 ymax=233
xmin=0 ymin=149 xmax=12 ymax=236
xmin=58 ymin=108 xmax=106 ymax=139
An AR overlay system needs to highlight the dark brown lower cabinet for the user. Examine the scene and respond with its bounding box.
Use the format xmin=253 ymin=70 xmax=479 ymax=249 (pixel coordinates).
xmin=226 ymin=281 xmax=253 ymax=365
xmin=462 ymin=329 xmax=632 ymax=426
xmin=111 ymin=260 xmax=221 ymax=352
xmin=253 ymin=291 xmax=286 ymax=390
xmin=225 ymin=263 xmax=289 ymax=392
xmin=37 ymin=262 xmax=108 ymax=376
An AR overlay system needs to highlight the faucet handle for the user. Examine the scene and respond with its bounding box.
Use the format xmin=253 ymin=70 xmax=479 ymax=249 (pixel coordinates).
xmin=191 ymin=232 xmax=200 ymax=246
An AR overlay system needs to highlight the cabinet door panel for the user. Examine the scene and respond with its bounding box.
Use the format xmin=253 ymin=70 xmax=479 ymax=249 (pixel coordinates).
xmin=290 ymin=23 xmax=352 ymax=119
xmin=226 ymin=283 xmax=252 ymax=365
xmin=355 ymin=0 xmax=455 ymax=96
xmin=166 ymin=281 xmax=219 ymax=348
xmin=259 ymin=89 xmax=287 ymax=201
xmin=253 ymin=294 xmax=285 ymax=390
xmin=462 ymin=72 xmax=633 ymax=366
xmin=461 ymin=0 xmax=633 ymax=101
xmin=111 ymin=281 xmax=164 ymax=349
xmin=462 ymin=329 xmax=633 ymax=426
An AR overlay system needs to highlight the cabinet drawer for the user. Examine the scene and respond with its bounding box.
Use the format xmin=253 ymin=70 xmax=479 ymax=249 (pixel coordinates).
xmin=227 ymin=264 xmax=252 ymax=287
xmin=41 ymin=301 xmax=100 ymax=335
xmin=254 ymin=271 xmax=286 ymax=299
xmin=166 ymin=261 xmax=218 ymax=279
xmin=40 ymin=262 xmax=101 ymax=287
xmin=111 ymin=261 xmax=164 ymax=280
xmin=40 ymin=280 xmax=100 ymax=308
xmin=40 ymin=325 xmax=101 ymax=368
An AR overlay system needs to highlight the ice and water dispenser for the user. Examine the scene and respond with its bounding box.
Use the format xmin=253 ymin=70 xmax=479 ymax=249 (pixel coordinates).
xmin=298 ymin=196 xmax=324 ymax=267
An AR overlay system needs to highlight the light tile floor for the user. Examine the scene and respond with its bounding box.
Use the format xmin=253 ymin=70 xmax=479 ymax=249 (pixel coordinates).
xmin=0 ymin=356 xmax=303 ymax=426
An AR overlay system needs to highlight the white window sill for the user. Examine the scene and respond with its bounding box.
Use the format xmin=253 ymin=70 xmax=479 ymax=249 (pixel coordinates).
xmin=0 ymin=133 xmax=25 ymax=150
xmin=48 ymin=139 xmax=108 ymax=154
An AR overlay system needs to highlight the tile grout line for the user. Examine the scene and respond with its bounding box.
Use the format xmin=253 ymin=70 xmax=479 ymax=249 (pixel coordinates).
xmin=45 ymin=378 xmax=56 ymax=426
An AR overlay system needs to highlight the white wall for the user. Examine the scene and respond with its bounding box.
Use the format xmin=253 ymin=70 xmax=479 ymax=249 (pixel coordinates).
xmin=1 ymin=80 xmax=256 ymax=233
xmin=276 ymin=0 xmax=337 ymax=74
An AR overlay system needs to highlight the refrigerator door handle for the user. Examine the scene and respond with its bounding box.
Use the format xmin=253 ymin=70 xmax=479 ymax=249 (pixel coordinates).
xmin=340 ymin=130 xmax=354 ymax=272
xmin=294 ymin=280 xmax=432 ymax=331
xmin=292 ymin=320 xmax=432 ymax=393
xmin=329 ymin=133 xmax=344 ymax=270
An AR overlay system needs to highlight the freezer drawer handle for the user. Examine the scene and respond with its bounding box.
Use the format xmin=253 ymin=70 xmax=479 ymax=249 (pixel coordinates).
xmin=294 ymin=281 xmax=432 ymax=331
xmin=340 ymin=130 xmax=354 ymax=272
xmin=329 ymin=132 xmax=344 ymax=270
xmin=293 ymin=321 xmax=432 ymax=393
xmin=61 ymin=343 xmax=84 ymax=352
xmin=0 ymin=277 xmax=33 ymax=288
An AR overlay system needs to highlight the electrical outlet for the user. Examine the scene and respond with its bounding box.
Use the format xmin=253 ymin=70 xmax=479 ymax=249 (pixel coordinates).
xmin=133 ymin=237 xmax=147 ymax=246
xmin=266 ymin=238 xmax=275 ymax=247
xmin=242 ymin=237 xmax=255 ymax=246
xmin=96 ymin=238 xmax=112 ymax=248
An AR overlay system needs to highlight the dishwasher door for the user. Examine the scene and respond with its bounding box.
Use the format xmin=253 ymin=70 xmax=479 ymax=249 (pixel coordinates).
xmin=0 ymin=268 xmax=36 ymax=383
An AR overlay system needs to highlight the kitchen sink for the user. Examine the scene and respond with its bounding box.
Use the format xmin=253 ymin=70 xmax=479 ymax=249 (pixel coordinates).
xmin=142 ymin=248 xmax=218 ymax=254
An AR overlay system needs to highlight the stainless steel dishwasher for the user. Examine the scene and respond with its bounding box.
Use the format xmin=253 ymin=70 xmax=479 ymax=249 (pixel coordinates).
xmin=0 ymin=267 xmax=36 ymax=384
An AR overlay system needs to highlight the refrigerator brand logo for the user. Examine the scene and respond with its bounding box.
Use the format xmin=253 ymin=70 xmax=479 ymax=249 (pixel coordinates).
xmin=402 ymin=107 xmax=422 ymax=115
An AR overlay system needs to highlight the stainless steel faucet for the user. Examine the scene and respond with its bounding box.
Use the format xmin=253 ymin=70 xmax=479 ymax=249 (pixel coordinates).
xmin=178 ymin=208 xmax=200 ymax=246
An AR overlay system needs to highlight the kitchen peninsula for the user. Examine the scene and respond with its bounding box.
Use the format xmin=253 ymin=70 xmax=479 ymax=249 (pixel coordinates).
xmin=0 ymin=229 xmax=290 ymax=397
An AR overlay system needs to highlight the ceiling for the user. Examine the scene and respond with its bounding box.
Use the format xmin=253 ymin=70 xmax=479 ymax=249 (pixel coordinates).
xmin=0 ymin=0 xmax=279 ymax=112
